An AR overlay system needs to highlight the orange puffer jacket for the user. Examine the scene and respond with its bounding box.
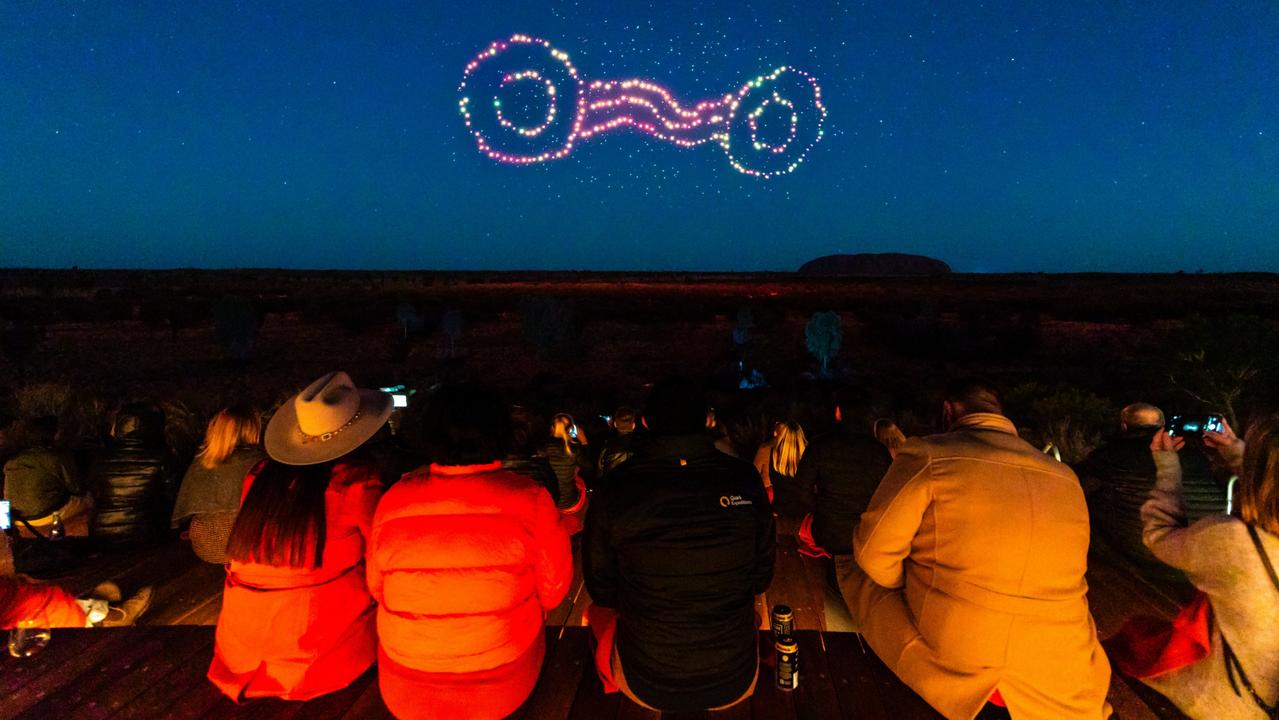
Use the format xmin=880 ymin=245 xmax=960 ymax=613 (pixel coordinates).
xmin=368 ymin=462 xmax=573 ymax=720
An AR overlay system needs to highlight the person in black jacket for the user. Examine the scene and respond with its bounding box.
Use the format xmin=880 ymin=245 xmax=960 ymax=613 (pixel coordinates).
xmin=596 ymin=406 xmax=640 ymax=479
xmin=1078 ymin=403 xmax=1225 ymax=587
xmin=584 ymin=377 xmax=775 ymax=712
xmin=89 ymin=403 xmax=175 ymax=546
xmin=794 ymin=386 xmax=893 ymax=590
xmin=501 ymin=404 xmax=560 ymax=505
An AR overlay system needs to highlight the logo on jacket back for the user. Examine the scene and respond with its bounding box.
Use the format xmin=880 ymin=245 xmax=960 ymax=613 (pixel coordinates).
xmin=719 ymin=495 xmax=753 ymax=508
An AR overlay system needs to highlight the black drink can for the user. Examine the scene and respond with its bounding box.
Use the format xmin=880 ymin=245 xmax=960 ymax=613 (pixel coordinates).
xmin=771 ymin=604 xmax=794 ymax=639
xmin=775 ymin=635 xmax=799 ymax=691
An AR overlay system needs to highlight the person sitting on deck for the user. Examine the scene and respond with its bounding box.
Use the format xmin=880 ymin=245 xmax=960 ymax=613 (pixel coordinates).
xmin=754 ymin=420 xmax=809 ymax=519
xmin=596 ymin=405 xmax=640 ymax=478
xmin=367 ymin=382 xmax=572 ymax=720
xmin=584 ymin=376 xmax=776 ymax=713
xmin=793 ymin=386 xmax=892 ymax=588
xmin=843 ymin=380 xmax=1112 ymax=720
xmin=500 ymin=403 xmax=560 ymax=504
xmin=545 ymin=412 xmax=590 ymax=533
xmin=208 ymin=371 xmax=390 ymax=702
xmin=1110 ymin=415 xmax=1279 ymax=719
xmin=171 ymin=405 xmax=265 ymax=564
xmin=3 ymin=415 xmax=92 ymax=536
xmin=1 ymin=533 xmax=153 ymax=628
xmin=1078 ymin=403 xmax=1225 ymax=587
xmin=89 ymin=403 xmax=176 ymax=546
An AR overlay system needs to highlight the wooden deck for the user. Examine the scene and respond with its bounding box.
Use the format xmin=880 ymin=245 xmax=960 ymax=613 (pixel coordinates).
xmin=4 ymin=531 xmax=1191 ymax=719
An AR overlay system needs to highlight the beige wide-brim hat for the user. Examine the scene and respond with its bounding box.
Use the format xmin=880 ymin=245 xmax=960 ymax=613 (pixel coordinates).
xmin=264 ymin=371 xmax=393 ymax=466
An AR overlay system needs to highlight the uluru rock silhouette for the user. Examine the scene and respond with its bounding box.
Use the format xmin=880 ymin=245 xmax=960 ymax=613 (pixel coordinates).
xmin=798 ymin=253 xmax=952 ymax=276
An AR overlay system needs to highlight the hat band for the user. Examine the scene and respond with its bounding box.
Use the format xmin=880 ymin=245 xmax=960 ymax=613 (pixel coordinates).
xmin=300 ymin=410 xmax=362 ymax=444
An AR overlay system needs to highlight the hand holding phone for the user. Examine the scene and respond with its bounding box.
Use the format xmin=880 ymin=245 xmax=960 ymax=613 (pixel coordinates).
xmin=1203 ymin=417 xmax=1245 ymax=475
xmin=1167 ymin=415 xmax=1224 ymax=439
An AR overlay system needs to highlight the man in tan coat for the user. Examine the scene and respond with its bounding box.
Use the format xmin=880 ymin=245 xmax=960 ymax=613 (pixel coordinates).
xmin=842 ymin=382 xmax=1112 ymax=720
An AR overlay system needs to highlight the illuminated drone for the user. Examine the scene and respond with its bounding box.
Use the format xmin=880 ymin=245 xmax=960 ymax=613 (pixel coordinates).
xmin=458 ymin=35 xmax=827 ymax=178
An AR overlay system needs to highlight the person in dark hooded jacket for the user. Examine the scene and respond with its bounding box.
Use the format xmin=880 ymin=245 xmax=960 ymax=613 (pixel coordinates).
xmin=90 ymin=403 xmax=175 ymax=546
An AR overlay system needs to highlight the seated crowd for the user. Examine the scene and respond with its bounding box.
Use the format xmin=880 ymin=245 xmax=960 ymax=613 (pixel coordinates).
xmin=2 ymin=371 xmax=1277 ymax=720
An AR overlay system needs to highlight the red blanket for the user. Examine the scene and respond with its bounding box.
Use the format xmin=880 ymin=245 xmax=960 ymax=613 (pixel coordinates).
xmin=796 ymin=513 xmax=831 ymax=559
xmin=1105 ymin=591 xmax=1212 ymax=679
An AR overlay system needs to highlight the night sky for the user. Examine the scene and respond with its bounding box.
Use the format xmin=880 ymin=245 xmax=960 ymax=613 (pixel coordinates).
xmin=2 ymin=1 xmax=1277 ymax=272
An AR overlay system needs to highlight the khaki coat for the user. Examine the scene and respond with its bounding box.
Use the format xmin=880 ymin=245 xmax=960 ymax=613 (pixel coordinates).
xmin=844 ymin=413 xmax=1112 ymax=720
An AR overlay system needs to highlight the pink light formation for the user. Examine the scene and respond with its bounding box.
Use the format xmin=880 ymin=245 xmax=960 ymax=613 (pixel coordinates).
xmin=458 ymin=34 xmax=827 ymax=178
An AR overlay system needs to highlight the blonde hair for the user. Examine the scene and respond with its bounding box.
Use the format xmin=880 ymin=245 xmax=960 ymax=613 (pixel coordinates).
xmin=1239 ymin=415 xmax=1279 ymax=537
xmin=551 ymin=413 xmax=576 ymax=456
xmin=770 ymin=421 xmax=807 ymax=478
xmin=196 ymin=406 xmax=262 ymax=469
xmin=874 ymin=418 xmax=908 ymax=459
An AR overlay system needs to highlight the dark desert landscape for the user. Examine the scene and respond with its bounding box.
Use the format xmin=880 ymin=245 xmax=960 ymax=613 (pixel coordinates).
xmin=4 ymin=268 xmax=1278 ymax=442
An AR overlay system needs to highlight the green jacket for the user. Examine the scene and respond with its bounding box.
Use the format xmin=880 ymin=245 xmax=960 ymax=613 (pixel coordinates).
xmin=3 ymin=447 xmax=83 ymax=519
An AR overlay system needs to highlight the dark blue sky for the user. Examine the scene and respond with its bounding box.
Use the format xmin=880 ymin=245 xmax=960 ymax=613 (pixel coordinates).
xmin=2 ymin=1 xmax=1276 ymax=271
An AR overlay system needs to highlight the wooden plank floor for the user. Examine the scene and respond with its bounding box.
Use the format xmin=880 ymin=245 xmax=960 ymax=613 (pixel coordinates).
xmin=0 ymin=627 xmax=917 ymax=720
xmin=8 ymin=530 xmax=1191 ymax=719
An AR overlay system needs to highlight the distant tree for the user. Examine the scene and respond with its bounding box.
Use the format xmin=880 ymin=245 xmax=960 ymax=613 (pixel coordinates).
xmin=805 ymin=311 xmax=843 ymax=377
xmin=520 ymin=296 xmax=581 ymax=358
xmin=1160 ymin=314 xmax=1279 ymax=427
xmin=1005 ymin=382 xmax=1115 ymax=464
xmin=733 ymin=306 xmax=755 ymax=346
xmin=395 ymin=301 xmax=420 ymax=340
xmin=213 ymin=295 xmax=259 ymax=365
xmin=440 ymin=307 xmax=463 ymax=358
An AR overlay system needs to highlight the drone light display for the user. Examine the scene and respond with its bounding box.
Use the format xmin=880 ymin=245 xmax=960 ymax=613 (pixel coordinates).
xmin=458 ymin=35 xmax=827 ymax=178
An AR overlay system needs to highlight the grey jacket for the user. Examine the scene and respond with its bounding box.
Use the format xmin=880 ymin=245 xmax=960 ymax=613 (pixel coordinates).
xmin=1141 ymin=451 xmax=1279 ymax=719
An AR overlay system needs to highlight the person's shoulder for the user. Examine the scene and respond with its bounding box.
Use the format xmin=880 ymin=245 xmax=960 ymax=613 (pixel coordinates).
xmin=483 ymin=466 xmax=545 ymax=493
xmin=1187 ymin=514 xmax=1250 ymax=540
xmin=330 ymin=458 xmax=386 ymax=488
xmin=707 ymin=449 xmax=761 ymax=478
xmin=841 ymin=431 xmax=893 ymax=456
xmin=231 ymin=446 xmax=267 ymax=462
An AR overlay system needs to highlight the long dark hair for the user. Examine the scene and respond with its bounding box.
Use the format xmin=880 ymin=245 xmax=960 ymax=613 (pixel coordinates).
xmin=1240 ymin=414 xmax=1279 ymax=537
xmin=224 ymin=459 xmax=333 ymax=569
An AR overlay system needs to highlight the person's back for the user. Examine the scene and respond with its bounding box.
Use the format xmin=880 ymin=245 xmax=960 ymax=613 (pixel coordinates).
xmin=208 ymin=372 xmax=391 ymax=703
xmin=5 ymin=446 xmax=81 ymax=520
xmin=585 ymin=378 xmax=775 ymax=712
xmin=847 ymin=382 xmax=1110 ymax=719
xmin=90 ymin=404 xmax=173 ymax=545
xmin=597 ymin=407 xmax=640 ymax=478
xmin=172 ymin=405 xmax=266 ymax=564
xmin=502 ymin=403 xmax=559 ymax=503
xmin=368 ymin=383 xmax=572 ymax=720
xmin=597 ymin=432 xmax=639 ymax=477
xmin=799 ymin=425 xmax=892 ymax=556
xmin=1082 ymin=422 xmax=1224 ymax=581
xmin=1110 ymin=415 xmax=1279 ymax=719
xmin=172 ymin=446 xmax=264 ymax=562
xmin=882 ymin=418 xmax=1093 ymax=600
xmin=500 ymin=453 xmax=560 ymax=503
xmin=370 ymin=465 xmax=571 ymax=717
xmin=3 ymin=415 xmax=85 ymax=528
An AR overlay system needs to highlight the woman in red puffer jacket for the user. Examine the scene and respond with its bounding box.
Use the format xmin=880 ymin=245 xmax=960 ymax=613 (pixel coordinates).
xmin=368 ymin=384 xmax=573 ymax=720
